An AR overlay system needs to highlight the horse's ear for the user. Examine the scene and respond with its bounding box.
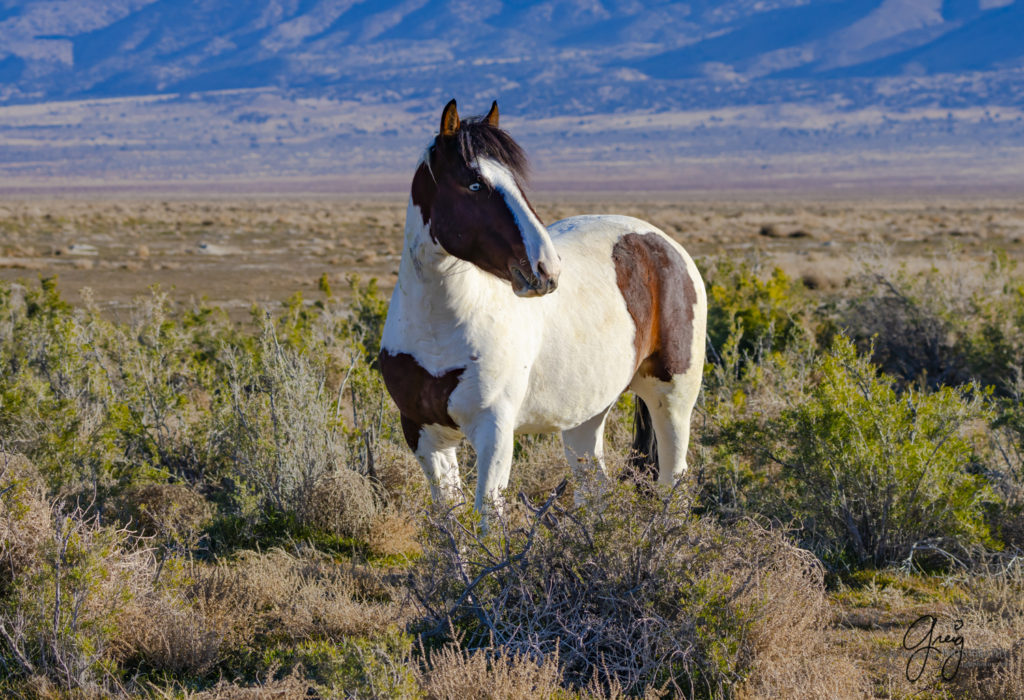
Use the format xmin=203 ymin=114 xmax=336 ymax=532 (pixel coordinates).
xmin=440 ymin=99 xmax=459 ymax=137
xmin=484 ymin=101 xmax=499 ymax=128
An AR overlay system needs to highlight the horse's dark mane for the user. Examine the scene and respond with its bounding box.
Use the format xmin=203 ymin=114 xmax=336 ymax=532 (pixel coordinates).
xmin=447 ymin=117 xmax=529 ymax=182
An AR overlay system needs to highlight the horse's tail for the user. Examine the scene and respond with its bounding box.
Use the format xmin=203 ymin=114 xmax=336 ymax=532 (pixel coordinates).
xmin=628 ymin=397 xmax=659 ymax=482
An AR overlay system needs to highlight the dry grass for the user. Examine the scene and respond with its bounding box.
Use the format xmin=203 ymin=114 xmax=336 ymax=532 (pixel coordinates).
xmin=114 ymin=482 xmax=212 ymax=541
xmin=737 ymin=533 xmax=871 ymax=699
xmin=366 ymin=509 xmax=422 ymax=558
xmin=118 ymin=591 xmax=234 ymax=676
xmin=110 ymin=547 xmax=413 ymax=680
xmin=417 ymin=646 xmax=566 ymax=700
xmin=189 ymin=672 xmax=314 ymax=699
xmin=4 ymin=197 xmax=1022 ymax=319
xmin=0 ymin=453 xmax=52 ymax=591
xmin=373 ymin=441 xmax=427 ymax=507
xmin=308 ymin=467 xmax=382 ymax=540
xmin=953 ymin=560 xmax=1024 ymax=699
xmin=228 ymin=548 xmax=410 ymax=641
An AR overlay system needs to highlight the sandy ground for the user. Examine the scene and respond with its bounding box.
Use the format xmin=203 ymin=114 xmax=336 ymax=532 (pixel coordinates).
xmin=2 ymin=195 xmax=1023 ymax=318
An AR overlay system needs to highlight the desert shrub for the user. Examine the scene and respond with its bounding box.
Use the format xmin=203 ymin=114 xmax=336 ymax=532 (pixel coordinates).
xmin=221 ymin=318 xmax=393 ymax=536
xmin=954 ymin=253 xmax=1024 ymax=395
xmin=307 ymin=468 xmax=382 ymax=540
xmin=0 ymin=278 xmax=400 ymax=545
xmin=412 ymin=478 xmax=831 ymax=698
xmin=114 ymin=482 xmax=211 ymax=543
xmin=704 ymin=259 xmax=809 ymax=364
xmin=838 ymin=252 xmax=1024 ymax=394
xmin=0 ymin=453 xmax=51 ymax=593
xmin=345 ymin=273 xmax=389 ymax=365
xmin=696 ymin=319 xmax=819 ymax=524
xmin=254 ymin=629 xmax=420 ymax=699
xmin=0 ymin=279 xmax=125 ymax=495
xmin=97 ymin=291 xmax=237 ymax=488
xmin=718 ymin=336 xmax=995 ymax=569
xmin=221 ymin=321 xmax=345 ymax=525
xmin=0 ymin=502 xmax=154 ymax=693
xmin=0 ymin=282 xmax=238 ymax=497
xmin=839 ymin=270 xmax=966 ymax=390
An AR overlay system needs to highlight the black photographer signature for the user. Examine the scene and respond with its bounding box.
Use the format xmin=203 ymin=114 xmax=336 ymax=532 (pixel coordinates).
xmin=903 ymin=614 xmax=964 ymax=683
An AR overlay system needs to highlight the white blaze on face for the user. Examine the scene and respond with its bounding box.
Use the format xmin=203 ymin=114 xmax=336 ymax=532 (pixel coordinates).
xmin=475 ymin=157 xmax=562 ymax=281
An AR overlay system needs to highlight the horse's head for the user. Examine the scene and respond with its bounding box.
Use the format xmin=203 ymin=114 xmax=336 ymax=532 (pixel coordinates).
xmin=410 ymin=99 xmax=561 ymax=297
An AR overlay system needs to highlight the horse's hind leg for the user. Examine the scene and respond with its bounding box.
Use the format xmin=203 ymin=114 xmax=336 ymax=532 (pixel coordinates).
xmin=562 ymin=407 xmax=611 ymax=502
xmin=631 ymin=367 xmax=702 ymax=486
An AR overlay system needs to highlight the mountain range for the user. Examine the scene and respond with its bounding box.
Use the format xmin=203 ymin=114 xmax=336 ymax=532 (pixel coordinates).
xmin=1 ymin=0 xmax=1022 ymax=189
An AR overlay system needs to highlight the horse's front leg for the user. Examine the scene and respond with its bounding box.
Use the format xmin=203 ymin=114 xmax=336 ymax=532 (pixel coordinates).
xmin=403 ymin=418 xmax=463 ymax=504
xmin=465 ymin=413 xmax=515 ymax=519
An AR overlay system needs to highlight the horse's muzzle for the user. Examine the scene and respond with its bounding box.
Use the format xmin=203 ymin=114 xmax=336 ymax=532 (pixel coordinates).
xmin=510 ymin=260 xmax=559 ymax=297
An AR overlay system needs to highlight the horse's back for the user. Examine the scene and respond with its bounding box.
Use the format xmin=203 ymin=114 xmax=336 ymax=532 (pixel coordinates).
xmin=514 ymin=214 xmax=706 ymax=432
xmin=548 ymin=213 xmax=707 ymax=382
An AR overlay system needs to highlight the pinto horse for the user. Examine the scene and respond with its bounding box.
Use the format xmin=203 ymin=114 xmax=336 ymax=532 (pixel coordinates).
xmin=379 ymin=99 xmax=707 ymax=514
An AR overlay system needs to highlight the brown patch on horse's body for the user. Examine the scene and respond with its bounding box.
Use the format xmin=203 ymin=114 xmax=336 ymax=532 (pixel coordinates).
xmin=612 ymin=232 xmax=698 ymax=381
xmin=378 ymin=350 xmax=464 ymax=451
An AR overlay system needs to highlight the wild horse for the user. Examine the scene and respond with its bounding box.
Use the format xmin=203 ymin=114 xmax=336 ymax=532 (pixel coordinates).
xmin=380 ymin=100 xmax=707 ymax=515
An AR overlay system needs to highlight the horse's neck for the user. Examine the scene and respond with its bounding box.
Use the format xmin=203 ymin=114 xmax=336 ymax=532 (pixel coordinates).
xmin=389 ymin=200 xmax=502 ymax=339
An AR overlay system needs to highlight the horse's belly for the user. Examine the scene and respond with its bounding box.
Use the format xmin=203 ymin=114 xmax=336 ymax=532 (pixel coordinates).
xmin=513 ymin=237 xmax=638 ymax=433
xmin=515 ymin=356 xmax=633 ymax=434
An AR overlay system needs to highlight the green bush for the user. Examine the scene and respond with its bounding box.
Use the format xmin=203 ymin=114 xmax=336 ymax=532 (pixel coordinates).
xmin=0 ymin=499 xmax=153 ymax=694
xmin=254 ymin=629 xmax=419 ymax=699
xmin=719 ymin=336 xmax=996 ymax=569
xmin=0 ymin=277 xmax=397 ymax=546
xmin=956 ymin=253 xmax=1024 ymax=395
xmin=704 ymin=259 xmax=808 ymax=364
xmin=838 ymin=252 xmax=1024 ymax=394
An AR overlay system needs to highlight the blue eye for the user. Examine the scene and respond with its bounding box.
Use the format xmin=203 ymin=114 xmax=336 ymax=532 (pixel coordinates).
xmin=469 ymin=182 xmax=481 ymax=192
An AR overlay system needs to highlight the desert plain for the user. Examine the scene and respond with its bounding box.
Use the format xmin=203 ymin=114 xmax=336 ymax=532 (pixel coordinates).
xmin=2 ymin=192 xmax=1024 ymax=698
xmin=2 ymin=194 xmax=1022 ymax=316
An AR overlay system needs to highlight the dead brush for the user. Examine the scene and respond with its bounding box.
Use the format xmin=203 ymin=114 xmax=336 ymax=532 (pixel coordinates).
xmin=307 ymin=467 xmax=382 ymax=540
xmin=0 ymin=500 xmax=156 ymax=694
xmin=228 ymin=547 xmax=411 ymax=641
xmin=416 ymin=644 xmax=565 ymax=700
xmin=114 ymin=547 xmax=414 ymax=679
xmin=372 ymin=439 xmax=426 ymax=508
xmin=117 ymin=591 xmax=231 ymax=677
xmin=114 ymin=558 xmax=256 ymax=677
xmin=114 ymin=482 xmax=212 ymax=542
xmin=734 ymin=534 xmax=870 ymax=699
xmin=411 ymin=464 xmax=843 ymax=697
xmin=952 ymin=556 xmax=1024 ymax=699
xmin=365 ymin=508 xmax=422 ymax=558
xmin=1 ymin=452 xmax=52 ymax=593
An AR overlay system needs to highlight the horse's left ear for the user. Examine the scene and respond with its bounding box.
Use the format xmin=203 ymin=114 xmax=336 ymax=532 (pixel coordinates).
xmin=440 ymin=99 xmax=460 ymax=137
xmin=484 ymin=101 xmax=499 ymax=128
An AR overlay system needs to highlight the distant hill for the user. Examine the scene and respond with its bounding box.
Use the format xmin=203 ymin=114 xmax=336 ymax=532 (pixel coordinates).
xmin=2 ymin=0 xmax=1022 ymax=110
xmin=1 ymin=0 xmax=1022 ymax=189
